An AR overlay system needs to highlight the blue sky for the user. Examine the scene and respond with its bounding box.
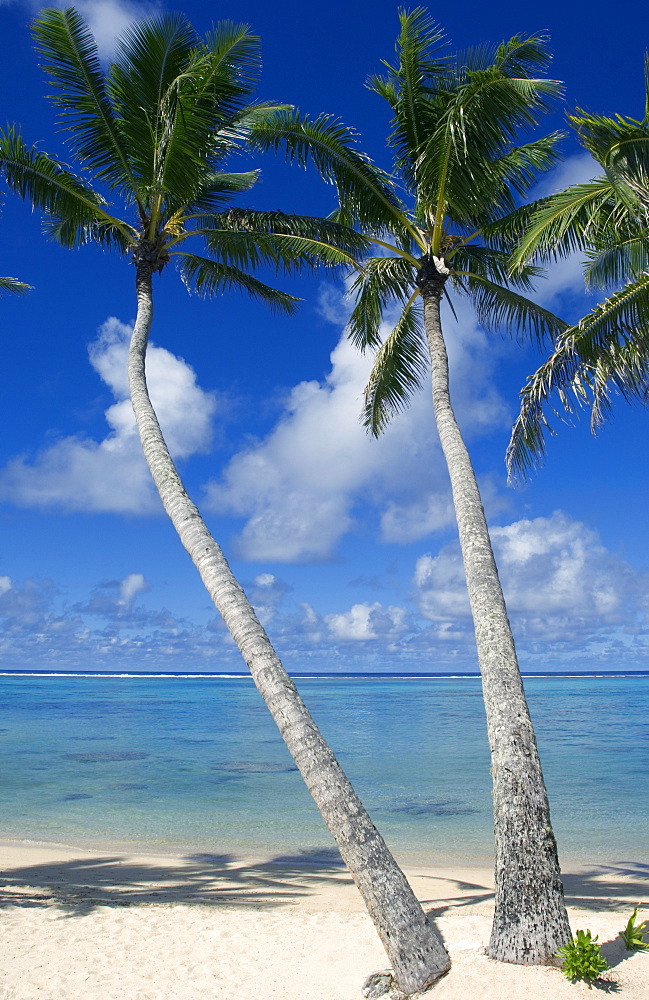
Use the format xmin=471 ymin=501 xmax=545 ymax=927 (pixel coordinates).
xmin=1 ymin=0 xmax=648 ymax=673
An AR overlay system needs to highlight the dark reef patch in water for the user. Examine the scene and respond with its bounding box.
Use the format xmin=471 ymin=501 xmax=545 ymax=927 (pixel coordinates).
xmin=388 ymin=798 xmax=479 ymax=817
xmin=210 ymin=761 xmax=298 ymax=774
xmin=62 ymin=751 xmax=149 ymax=763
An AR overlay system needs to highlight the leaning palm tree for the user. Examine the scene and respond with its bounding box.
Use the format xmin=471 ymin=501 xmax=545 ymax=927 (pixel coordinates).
xmin=0 ymin=9 xmax=451 ymax=992
xmin=250 ymin=8 xmax=572 ymax=964
xmin=507 ymin=57 xmax=649 ymax=479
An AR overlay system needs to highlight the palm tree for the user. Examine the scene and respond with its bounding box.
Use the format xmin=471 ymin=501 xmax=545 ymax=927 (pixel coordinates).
xmin=250 ymin=8 xmax=572 ymax=964
xmin=507 ymin=58 xmax=649 ymax=479
xmin=0 ymin=9 xmax=451 ymax=992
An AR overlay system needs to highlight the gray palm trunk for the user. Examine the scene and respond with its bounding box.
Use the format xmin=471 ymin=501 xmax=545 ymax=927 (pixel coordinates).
xmin=127 ymin=254 xmax=451 ymax=995
xmin=419 ymin=256 xmax=571 ymax=964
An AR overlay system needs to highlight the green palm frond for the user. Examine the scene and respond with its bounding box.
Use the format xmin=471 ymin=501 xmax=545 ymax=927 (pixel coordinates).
xmin=461 ymin=133 xmax=563 ymax=222
xmin=197 ymin=20 xmax=261 ymax=109
xmin=109 ymin=15 xmax=220 ymax=210
xmin=367 ymin=8 xmax=449 ymax=190
xmin=584 ymin=234 xmax=649 ymax=290
xmin=362 ymin=292 xmax=428 ymax=435
xmin=570 ymin=108 xmax=649 ymax=198
xmin=450 ymin=244 xmax=542 ymax=291
xmin=347 ymin=256 xmax=418 ymax=351
xmin=0 ymin=276 xmax=32 ymax=294
xmin=507 ymin=272 xmax=649 ymax=479
xmin=42 ymin=214 xmax=134 ymax=250
xmin=415 ymin=38 xmax=562 ymax=238
xmin=196 ymin=226 xmax=361 ymax=272
xmin=457 ymin=271 xmax=569 ymax=343
xmin=511 ymin=177 xmax=617 ymax=266
xmin=33 ymin=7 xmax=139 ymax=203
xmin=176 ymin=252 xmax=300 ymax=313
xmin=247 ymin=110 xmax=414 ymax=239
xmin=0 ymin=125 xmax=133 ymax=243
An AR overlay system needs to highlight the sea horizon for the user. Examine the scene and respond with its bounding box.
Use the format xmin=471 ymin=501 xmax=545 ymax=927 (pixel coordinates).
xmin=3 ymin=669 xmax=649 ymax=678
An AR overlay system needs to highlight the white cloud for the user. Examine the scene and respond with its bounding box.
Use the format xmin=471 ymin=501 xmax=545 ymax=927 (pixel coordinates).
xmin=0 ymin=576 xmax=11 ymax=596
xmin=325 ymin=601 xmax=407 ymax=641
xmin=204 ymin=292 xmax=510 ymax=562
xmin=0 ymin=317 xmax=218 ymax=513
xmin=73 ymin=0 xmax=158 ymax=58
xmin=7 ymin=1 xmax=157 ymax=58
xmin=118 ymin=572 xmax=148 ymax=606
xmin=414 ymin=511 xmax=648 ymax=642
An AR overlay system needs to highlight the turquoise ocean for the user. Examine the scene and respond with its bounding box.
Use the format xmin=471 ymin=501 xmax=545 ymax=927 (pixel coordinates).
xmin=1 ymin=672 xmax=648 ymax=867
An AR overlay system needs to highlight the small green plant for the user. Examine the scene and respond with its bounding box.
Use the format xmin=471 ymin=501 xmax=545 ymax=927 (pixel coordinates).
xmin=620 ymin=906 xmax=649 ymax=950
xmin=557 ymin=929 xmax=609 ymax=988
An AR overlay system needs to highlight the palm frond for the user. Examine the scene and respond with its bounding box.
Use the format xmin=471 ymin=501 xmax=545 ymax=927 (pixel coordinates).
xmin=33 ymin=7 xmax=139 ymax=202
xmin=247 ymin=110 xmax=413 ymax=239
xmin=42 ymin=214 xmax=134 ymax=250
xmin=507 ymin=272 xmax=649 ymax=479
xmin=451 ymin=244 xmax=543 ymax=291
xmin=458 ymin=133 xmax=563 ymax=222
xmin=583 ymin=234 xmax=649 ymax=290
xmin=362 ymin=293 xmax=428 ymax=435
xmin=176 ymin=252 xmax=300 ymax=313
xmin=511 ymin=177 xmax=617 ymax=266
xmin=197 ymin=227 xmax=360 ymax=271
xmin=367 ymin=8 xmax=449 ymax=189
xmin=108 ymin=14 xmax=214 ymax=206
xmin=456 ymin=271 xmax=569 ymax=343
xmin=418 ymin=40 xmax=562 ymax=239
xmin=347 ymin=255 xmax=418 ymax=350
xmin=198 ymin=20 xmax=261 ymax=110
xmin=0 ymin=126 xmax=133 ymax=243
xmin=0 ymin=276 xmax=32 ymax=294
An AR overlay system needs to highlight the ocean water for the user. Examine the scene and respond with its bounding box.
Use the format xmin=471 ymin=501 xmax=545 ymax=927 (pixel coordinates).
xmin=0 ymin=672 xmax=647 ymax=867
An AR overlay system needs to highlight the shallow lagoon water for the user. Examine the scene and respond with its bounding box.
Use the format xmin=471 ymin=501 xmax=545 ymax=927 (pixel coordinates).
xmin=1 ymin=672 xmax=647 ymax=866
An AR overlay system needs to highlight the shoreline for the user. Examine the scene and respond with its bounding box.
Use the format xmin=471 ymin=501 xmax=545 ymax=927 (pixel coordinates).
xmin=1 ymin=841 xmax=648 ymax=999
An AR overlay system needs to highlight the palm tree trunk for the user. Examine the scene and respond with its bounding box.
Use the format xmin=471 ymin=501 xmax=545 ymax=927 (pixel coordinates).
xmin=128 ymin=258 xmax=451 ymax=995
xmin=420 ymin=261 xmax=571 ymax=964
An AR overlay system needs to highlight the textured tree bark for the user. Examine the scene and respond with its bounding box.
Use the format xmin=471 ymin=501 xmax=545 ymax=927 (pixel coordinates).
xmin=419 ymin=256 xmax=571 ymax=964
xmin=127 ymin=258 xmax=451 ymax=995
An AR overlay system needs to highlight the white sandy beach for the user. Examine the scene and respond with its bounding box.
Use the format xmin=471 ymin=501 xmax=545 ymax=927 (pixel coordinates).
xmin=0 ymin=842 xmax=647 ymax=1000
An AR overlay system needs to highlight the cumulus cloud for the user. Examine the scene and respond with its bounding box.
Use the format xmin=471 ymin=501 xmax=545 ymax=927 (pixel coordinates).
xmin=325 ymin=602 xmax=408 ymax=642
xmin=204 ymin=293 xmax=510 ymax=562
xmin=118 ymin=572 xmax=149 ymax=606
xmin=0 ymin=574 xmax=242 ymax=670
xmin=73 ymin=0 xmax=158 ymax=58
xmin=414 ymin=511 xmax=649 ymax=643
xmin=0 ymin=317 xmax=218 ymax=514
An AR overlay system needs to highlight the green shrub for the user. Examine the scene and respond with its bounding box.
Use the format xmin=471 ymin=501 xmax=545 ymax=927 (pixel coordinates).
xmin=557 ymin=929 xmax=609 ymax=988
xmin=620 ymin=906 xmax=649 ymax=950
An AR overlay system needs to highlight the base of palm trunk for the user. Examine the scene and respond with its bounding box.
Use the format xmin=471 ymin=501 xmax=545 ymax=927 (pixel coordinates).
xmin=362 ymin=965 xmax=450 ymax=1000
xmin=487 ymin=876 xmax=571 ymax=964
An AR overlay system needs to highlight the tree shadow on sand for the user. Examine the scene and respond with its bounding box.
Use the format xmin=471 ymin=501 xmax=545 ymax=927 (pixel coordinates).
xmin=0 ymin=847 xmax=352 ymax=917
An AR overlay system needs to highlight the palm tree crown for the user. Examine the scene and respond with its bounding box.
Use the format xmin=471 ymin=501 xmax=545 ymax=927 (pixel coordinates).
xmin=0 ymin=7 xmax=363 ymax=308
xmin=251 ymin=7 xmax=567 ymax=431
xmin=507 ymin=56 xmax=649 ymax=479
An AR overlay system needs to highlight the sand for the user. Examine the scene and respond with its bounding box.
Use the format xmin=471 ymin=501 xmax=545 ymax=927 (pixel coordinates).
xmin=0 ymin=842 xmax=647 ymax=1000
